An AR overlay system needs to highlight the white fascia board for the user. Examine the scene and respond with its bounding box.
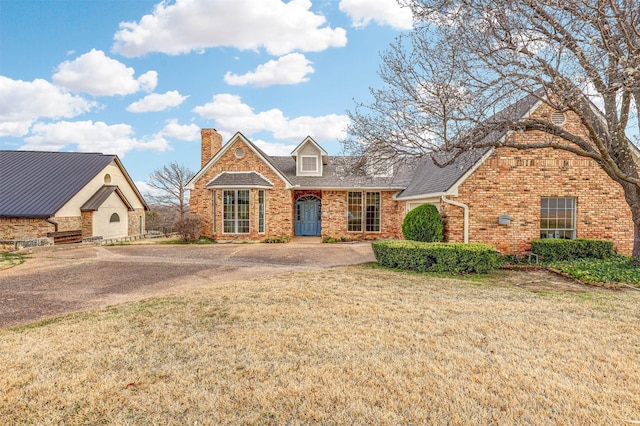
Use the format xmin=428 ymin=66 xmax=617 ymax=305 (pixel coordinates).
xmin=186 ymin=132 xmax=293 ymax=190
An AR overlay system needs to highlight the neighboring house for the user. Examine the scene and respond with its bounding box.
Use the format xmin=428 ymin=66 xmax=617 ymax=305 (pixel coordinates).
xmin=187 ymin=95 xmax=635 ymax=255
xmin=0 ymin=151 xmax=149 ymax=243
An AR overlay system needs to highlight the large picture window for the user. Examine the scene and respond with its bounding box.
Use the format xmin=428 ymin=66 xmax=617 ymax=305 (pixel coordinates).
xmin=540 ymin=197 xmax=576 ymax=239
xmin=347 ymin=191 xmax=381 ymax=232
xmin=223 ymin=190 xmax=250 ymax=234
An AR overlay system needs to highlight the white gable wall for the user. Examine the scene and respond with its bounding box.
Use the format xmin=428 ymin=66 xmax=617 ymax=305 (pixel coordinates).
xmin=55 ymin=161 xmax=145 ymax=217
xmin=93 ymin=192 xmax=129 ymax=238
xmin=296 ymin=143 xmax=323 ymax=176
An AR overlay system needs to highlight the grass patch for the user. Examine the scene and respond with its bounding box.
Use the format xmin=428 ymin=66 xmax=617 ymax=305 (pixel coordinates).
xmin=1 ymin=266 xmax=639 ymax=424
xmin=158 ymin=236 xmax=216 ymax=245
xmin=549 ymin=256 xmax=640 ymax=287
xmin=0 ymin=252 xmax=25 ymax=270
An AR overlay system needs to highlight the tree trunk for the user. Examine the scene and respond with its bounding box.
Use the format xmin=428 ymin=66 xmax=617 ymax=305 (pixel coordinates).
xmin=633 ymin=216 xmax=640 ymax=259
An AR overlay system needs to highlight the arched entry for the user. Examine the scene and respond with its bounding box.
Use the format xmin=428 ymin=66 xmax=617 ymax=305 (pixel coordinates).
xmin=295 ymin=195 xmax=321 ymax=236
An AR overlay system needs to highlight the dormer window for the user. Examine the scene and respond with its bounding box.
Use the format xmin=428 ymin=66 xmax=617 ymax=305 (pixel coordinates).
xmin=291 ymin=136 xmax=327 ymax=177
xmin=301 ymin=156 xmax=318 ymax=173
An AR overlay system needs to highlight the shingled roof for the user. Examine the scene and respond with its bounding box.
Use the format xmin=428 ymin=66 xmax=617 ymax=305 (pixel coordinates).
xmin=1 ymin=151 xmax=118 ymax=218
xmin=205 ymin=172 xmax=274 ymax=188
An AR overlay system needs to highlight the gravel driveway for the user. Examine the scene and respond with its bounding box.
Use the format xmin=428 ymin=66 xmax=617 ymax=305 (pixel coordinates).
xmin=0 ymin=240 xmax=375 ymax=329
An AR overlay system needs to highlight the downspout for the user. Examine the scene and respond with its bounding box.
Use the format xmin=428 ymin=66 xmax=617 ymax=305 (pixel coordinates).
xmin=45 ymin=217 xmax=58 ymax=232
xmin=440 ymin=196 xmax=469 ymax=243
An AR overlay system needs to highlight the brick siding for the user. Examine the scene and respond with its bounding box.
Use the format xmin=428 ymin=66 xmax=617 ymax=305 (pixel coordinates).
xmin=442 ymin=105 xmax=634 ymax=255
xmin=190 ymin=138 xmax=294 ymax=241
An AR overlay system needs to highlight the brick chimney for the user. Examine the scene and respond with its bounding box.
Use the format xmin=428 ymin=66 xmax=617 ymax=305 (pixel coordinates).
xmin=201 ymin=128 xmax=223 ymax=168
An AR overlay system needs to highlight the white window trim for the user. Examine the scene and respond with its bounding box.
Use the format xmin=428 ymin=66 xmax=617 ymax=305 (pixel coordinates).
xmin=300 ymin=155 xmax=319 ymax=173
xmin=258 ymin=190 xmax=266 ymax=234
xmin=222 ymin=189 xmax=251 ymax=234
xmin=540 ymin=197 xmax=576 ymax=239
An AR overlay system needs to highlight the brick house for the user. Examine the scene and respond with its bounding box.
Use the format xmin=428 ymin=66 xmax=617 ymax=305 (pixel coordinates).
xmin=0 ymin=151 xmax=148 ymax=244
xmin=187 ymin=94 xmax=635 ymax=255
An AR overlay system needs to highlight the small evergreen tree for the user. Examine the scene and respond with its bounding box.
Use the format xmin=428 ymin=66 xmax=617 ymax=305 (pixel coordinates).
xmin=402 ymin=204 xmax=443 ymax=242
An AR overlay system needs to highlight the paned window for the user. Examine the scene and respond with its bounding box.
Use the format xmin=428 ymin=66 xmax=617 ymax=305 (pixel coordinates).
xmin=347 ymin=192 xmax=362 ymax=232
xmin=223 ymin=190 xmax=250 ymax=234
xmin=347 ymin=191 xmax=381 ymax=232
xmin=301 ymin=156 xmax=318 ymax=172
xmin=365 ymin=192 xmax=381 ymax=232
xmin=540 ymin=197 xmax=576 ymax=239
xmin=258 ymin=190 xmax=265 ymax=234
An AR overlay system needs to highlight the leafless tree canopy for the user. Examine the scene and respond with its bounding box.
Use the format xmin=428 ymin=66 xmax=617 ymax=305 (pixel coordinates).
xmin=345 ymin=0 xmax=640 ymax=256
xmin=145 ymin=162 xmax=194 ymax=219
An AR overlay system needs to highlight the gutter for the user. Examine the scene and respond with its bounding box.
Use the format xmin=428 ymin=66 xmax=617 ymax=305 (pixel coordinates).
xmin=45 ymin=217 xmax=59 ymax=232
xmin=440 ymin=196 xmax=469 ymax=243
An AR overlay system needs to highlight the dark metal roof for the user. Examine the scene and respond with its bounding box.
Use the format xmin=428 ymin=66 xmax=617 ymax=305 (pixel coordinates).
xmin=81 ymin=185 xmax=133 ymax=211
xmin=205 ymin=172 xmax=274 ymax=188
xmin=0 ymin=151 xmax=116 ymax=218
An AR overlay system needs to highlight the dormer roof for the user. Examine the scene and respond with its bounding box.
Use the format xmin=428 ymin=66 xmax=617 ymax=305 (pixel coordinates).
xmin=290 ymin=136 xmax=328 ymax=165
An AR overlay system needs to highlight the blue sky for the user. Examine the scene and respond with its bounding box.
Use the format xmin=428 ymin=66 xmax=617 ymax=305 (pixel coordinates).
xmin=0 ymin=0 xmax=413 ymax=192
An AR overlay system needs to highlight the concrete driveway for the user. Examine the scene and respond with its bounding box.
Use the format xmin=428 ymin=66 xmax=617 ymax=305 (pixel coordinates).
xmin=0 ymin=240 xmax=375 ymax=329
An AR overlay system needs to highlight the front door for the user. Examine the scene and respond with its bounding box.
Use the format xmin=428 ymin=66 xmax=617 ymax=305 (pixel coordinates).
xmin=295 ymin=199 xmax=321 ymax=236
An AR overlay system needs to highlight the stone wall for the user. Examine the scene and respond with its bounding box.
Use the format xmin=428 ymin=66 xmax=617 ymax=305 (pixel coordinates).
xmin=128 ymin=208 xmax=146 ymax=236
xmin=0 ymin=218 xmax=55 ymax=240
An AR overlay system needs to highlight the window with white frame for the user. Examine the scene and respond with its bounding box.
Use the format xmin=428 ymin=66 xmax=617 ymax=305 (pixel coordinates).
xmin=301 ymin=156 xmax=318 ymax=172
xmin=540 ymin=197 xmax=576 ymax=239
xmin=223 ymin=189 xmax=250 ymax=234
xmin=258 ymin=190 xmax=265 ymax=234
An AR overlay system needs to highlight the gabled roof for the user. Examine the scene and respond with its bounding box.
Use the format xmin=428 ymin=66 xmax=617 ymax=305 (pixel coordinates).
xmin=395 ymin=149 xmax=493 ymax=199
xmin=396 ymin=92 xmax=543 ymax=199
xmin=205 ymin=172 xmax=274 ymax=189
xmin=290 ymin=136 xmax=328 ymax=164
xmin=186 ymin=132 xmax=293 ymax=190
xmin=271 ymin=156 xmax=416 ymax=189
xmin=0 ymin=151 xmax=116 ymax=218
xmin=81 ymin=185 xmax=133 ymax=211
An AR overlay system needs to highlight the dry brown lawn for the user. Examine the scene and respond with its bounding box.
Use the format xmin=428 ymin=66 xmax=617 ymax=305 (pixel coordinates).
xmin=1 ymin=266 xmax=639 ymax=425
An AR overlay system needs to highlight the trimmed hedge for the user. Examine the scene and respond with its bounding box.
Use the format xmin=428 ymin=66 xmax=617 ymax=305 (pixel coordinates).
xmin=402 ymin=204 xmax=443 ymax=242
xmin=531 ymin=238 xmax=615 ymax=262
xmin=372 ymin=239 xmax=498 ymax=274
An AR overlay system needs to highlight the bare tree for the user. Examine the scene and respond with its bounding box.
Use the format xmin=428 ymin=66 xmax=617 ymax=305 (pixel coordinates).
xmin=345 ymin=0 xmax=640 ymax=256
xmin=145 ymin=162 xmax=194 ymax=219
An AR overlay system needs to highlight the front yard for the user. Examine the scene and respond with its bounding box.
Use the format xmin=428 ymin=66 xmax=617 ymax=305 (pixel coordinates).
xmin=1 ymin=266 xmax=639 ymax=424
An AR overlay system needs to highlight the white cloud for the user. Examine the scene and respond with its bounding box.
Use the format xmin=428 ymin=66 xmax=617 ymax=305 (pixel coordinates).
xmin=193 ymin=93 xmax=349 ymax=141
xmin=224 ymin=53 xmax=314 ymax=87
xmin=127 ymin=91 xmax=188 ymax=113
xmin=0 ymin=76 xmax=94 ymax=137
xmin=52 ymin=49 xmax=158 ymax=96
xmin=253 ymin=139 xmax=298 ymax=156
xmin=112 ymin=0 xmax=347 ymax=57
xmin=159 ymin=119 xmax=200 ymax=141
xmin=21 ymin=120 xmax=169 ymax=156
xmin=339 ymin=0 xmax=413 ymax=30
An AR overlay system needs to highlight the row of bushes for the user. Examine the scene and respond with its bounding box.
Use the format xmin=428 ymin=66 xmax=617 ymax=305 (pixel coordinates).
xmin=372 ymin=240 xmax=498 ymax=274
xmin=531 ymin=238 xmax=615 ymax=262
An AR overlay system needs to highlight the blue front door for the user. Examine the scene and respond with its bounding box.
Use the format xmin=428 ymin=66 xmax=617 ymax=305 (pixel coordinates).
xmin=295 ymin=200 xmax=321 ymax=236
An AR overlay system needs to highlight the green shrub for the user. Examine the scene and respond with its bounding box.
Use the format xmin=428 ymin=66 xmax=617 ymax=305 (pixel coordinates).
xmin=402 ymin=204 xmax=443 ymax=242
xmin=372 ymin=239 xmax=498 ymax=274
xmin=531 ymin=239 xmax=615 ymax=262
xmin=260 ymin=236 xmax=290 ymax=243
